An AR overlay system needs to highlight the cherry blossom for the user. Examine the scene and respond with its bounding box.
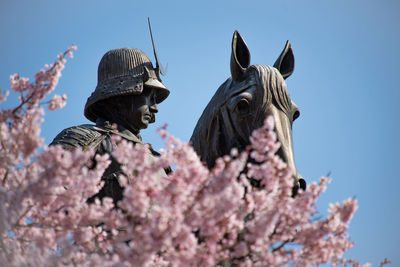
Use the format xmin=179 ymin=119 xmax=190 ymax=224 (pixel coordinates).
xmin=0 ymin=47 xmax=389 ymax=267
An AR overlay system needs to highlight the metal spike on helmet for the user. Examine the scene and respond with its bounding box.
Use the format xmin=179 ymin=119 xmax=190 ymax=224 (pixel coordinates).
xmin=148 ymin=17 xmax=167 ymax=78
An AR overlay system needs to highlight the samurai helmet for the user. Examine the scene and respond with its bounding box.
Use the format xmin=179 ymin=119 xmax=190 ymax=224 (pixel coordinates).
xmin=84 ymin=48 xmax=169 ymax=122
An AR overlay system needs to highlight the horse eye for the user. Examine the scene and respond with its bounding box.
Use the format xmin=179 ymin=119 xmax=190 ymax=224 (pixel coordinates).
xmin=236 ymin=99 xmax=250 ymax=115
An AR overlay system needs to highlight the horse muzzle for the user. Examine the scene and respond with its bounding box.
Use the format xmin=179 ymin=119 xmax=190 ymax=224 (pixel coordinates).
xmin=292 ymin=174 xmax=306 ymax=197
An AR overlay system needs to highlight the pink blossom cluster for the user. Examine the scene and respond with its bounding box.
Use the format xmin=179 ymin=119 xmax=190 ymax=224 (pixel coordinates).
xmin=48 ymin=94 xmax=67 ymax=111
xmin=0 ymin=48 xmax=390 ymax=266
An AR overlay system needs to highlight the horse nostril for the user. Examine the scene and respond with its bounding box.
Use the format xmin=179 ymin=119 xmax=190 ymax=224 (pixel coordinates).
xmin=299 ymin=178 xmax=306 ymax=191
xmin=292 ymin=176 xmax=306 ymax=197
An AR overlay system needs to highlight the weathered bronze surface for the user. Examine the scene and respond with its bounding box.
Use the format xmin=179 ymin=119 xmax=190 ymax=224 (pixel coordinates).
xmin=190 ymin=31 xmax=306 ymax=192
xmin=51 ymin=47 xmax=170 ymax=204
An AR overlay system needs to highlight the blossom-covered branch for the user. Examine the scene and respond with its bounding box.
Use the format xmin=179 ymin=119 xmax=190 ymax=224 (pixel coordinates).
xmin=0 ymin=48 xmax=389 ymax=267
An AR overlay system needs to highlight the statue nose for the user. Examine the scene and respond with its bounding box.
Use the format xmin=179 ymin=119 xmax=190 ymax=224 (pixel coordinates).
xmin=150 ymin=103 xmax=158 ymax=113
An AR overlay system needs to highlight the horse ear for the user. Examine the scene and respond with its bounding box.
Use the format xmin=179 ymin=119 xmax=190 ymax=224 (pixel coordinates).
xmin=230 ymin=30 xmax=251 ymax=81
xmin=273 ymin=40 xmax=295 ymax=79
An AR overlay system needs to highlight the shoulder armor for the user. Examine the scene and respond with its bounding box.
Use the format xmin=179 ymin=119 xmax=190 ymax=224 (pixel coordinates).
xmin=50 ymin=124 xmax=108 ymax=151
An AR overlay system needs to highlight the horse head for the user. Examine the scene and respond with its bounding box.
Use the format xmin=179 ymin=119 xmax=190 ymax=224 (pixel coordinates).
xmin=190 ymin=31 xmax=306 ymax=192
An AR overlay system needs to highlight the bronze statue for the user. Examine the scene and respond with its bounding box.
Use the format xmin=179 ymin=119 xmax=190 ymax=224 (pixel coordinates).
xmin=190 ymin=31 xmax=306 ymax=193
xmin=51 ymin=47 xmax=170 ymax=203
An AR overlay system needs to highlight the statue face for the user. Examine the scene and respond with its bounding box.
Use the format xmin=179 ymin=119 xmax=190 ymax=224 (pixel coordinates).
xmin=127 ymin=86 xmax=158 ymax=131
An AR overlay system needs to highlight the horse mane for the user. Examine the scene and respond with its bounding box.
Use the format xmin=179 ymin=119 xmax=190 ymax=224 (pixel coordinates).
xmin=190 ymin=64 xmax=292 ymax=168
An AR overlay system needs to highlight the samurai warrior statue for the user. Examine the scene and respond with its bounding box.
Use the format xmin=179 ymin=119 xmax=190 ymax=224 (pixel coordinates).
xmin=51 ymin=47 xmax=170 ymax=204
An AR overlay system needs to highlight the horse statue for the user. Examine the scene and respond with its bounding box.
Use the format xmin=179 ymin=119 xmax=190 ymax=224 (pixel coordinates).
xmin=190 ymin=31 xmax=306 ymax=192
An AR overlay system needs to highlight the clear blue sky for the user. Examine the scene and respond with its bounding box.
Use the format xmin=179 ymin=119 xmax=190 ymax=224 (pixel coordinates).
xmin=1 ymin=0 xmax=399 ymax=265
